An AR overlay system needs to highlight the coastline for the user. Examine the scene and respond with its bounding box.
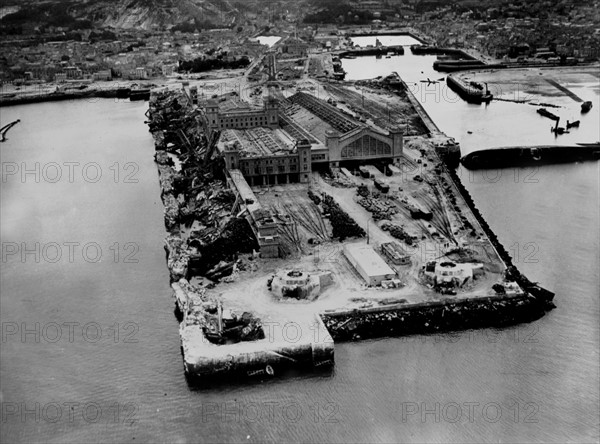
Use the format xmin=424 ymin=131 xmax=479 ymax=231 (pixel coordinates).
xmin=0 ymin=80 xmax=159 ymax=107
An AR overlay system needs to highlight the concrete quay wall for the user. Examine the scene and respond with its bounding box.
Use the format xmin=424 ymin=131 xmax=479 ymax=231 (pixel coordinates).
xmin=173 ymin=280 xmax=334 ymax=382
xmin=0 ymin=87 xmax=126 ymax=107
xmin=321 ymin=292 xmax=547 ymax=342
xmin=347 ymin=30 xmax=429 ymax=45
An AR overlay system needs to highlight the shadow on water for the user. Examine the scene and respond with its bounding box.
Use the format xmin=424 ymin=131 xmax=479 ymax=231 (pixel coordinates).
xmin=185 ymin=365 xmax=335 ymax=392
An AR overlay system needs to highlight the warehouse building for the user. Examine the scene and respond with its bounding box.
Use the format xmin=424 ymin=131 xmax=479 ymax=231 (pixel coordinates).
xmin=343 ymin=243 xmax=396 ymax=286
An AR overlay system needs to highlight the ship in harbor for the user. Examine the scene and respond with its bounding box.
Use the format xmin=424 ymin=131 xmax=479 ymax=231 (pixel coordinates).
xmin=446 ymin=75 xmax=492 ymax=104
xmin=434 ymin=59 xmax=486 ymax=71
xmin=461 ymin=145 xmax=600 ymax=169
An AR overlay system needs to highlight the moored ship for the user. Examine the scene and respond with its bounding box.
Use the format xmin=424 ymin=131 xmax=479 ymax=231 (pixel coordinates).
xmin=433 ymin=59 xmax=486 ymax=71
xmin=446 ymin=75 xmax=492 ymax=104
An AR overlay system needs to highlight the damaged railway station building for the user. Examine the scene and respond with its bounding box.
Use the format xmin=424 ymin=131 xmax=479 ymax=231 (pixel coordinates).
xmin=197 ymin=91 xmax=404 ymax=258
xmin=199 ymin=92 xmax=404 ymax=186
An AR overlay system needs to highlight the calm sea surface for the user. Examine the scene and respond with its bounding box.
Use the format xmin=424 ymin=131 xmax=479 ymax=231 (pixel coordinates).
xmin=1 ymin=38 xmax=598 ymax=443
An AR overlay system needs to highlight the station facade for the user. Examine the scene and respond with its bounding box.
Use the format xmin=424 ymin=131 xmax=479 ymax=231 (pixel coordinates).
xmin=200 ymin=94 xmax=403 ymax=186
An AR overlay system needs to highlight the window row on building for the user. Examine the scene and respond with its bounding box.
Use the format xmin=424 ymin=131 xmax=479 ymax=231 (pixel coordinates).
xmin=215 ymin=113 xmax=269 ymax=129
xmin=341 ymin=135 xmax=392 ymax=158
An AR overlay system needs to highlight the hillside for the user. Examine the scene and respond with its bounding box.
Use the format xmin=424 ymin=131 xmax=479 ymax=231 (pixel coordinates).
xmin=0 ymin=0 xmax=250 ymax=32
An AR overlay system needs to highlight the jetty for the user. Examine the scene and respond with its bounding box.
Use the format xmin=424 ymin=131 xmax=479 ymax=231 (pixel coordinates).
xmin=0 ymin=119 xmax=20 ymax=142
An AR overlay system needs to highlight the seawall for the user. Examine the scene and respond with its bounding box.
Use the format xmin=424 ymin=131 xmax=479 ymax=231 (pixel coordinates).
xmin=322 ymin=292 xmax=547 ymax=341
xmin=339 ymin=45 xmax=405 ymax=57
xmin=0 ymin=88 xmax=125 ymax=107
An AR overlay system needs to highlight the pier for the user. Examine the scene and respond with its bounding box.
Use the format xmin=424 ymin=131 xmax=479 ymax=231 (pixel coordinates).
xmin=174 ymin=280 xmax=334 ymax=381
xmin=544 ymin=78 xmax=584 ymax=102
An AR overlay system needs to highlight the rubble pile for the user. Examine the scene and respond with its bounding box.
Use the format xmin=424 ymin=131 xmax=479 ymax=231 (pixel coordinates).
xmin=148 ymin=89 xmax=258 ymax=283
xmin=356 ymin=184 xmax=369 ymax=198
xmin=165 ymin=235 xmax=190 ymax=282
xmin=307 ymin=190 xmax=321 ymax=205
xmin=174 ymin=278 xmax=265 ymax=345
xmin=148 ymin=88 xmax=269 ymax=353
xmin=321 ymin=172 xmax=355 ymax=188
xmin=380 ymin=222 xmax=416 ymax=246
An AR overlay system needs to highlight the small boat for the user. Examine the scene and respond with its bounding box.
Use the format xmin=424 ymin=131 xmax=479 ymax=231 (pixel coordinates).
xmin=581 ymin=101 xmax=592 ymax=113
xmin=566 ymin=120 xmax=580 ymax=129
xmin=551 ymin=126 xmax=569 ymax=134
xmin=537 ymin=108 xmax=559 ymax=121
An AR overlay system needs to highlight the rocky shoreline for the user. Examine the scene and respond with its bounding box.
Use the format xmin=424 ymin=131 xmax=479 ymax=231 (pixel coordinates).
xmin=148 ymin=87 xmax=266 ymax=363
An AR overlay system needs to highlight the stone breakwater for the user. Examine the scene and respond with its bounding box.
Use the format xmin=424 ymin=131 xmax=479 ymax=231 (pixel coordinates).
xmin=322 ymin=293 xmax=548 ymax=342
xmin=442 ymin=164 xmax=555 ymax=305
xmin=0 ymin=86 xmax=133 ymax=107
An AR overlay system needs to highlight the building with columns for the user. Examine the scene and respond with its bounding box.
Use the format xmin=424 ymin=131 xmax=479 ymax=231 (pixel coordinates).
xmin=202 ymin=97 xmax=280 ymax=137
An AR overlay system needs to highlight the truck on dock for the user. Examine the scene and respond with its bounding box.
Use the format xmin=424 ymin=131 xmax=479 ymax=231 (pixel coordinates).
xmin=374 ymin=178 xmax=390 ymax=193
xmin=359 ymin=166 xmax=371 ymax=178
xmin=387 ymin=165 xmax=401 ymax=176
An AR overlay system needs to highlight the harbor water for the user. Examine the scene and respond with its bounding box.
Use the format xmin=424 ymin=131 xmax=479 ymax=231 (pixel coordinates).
xmin=1 ymin=46 xmax=599 ymax=442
